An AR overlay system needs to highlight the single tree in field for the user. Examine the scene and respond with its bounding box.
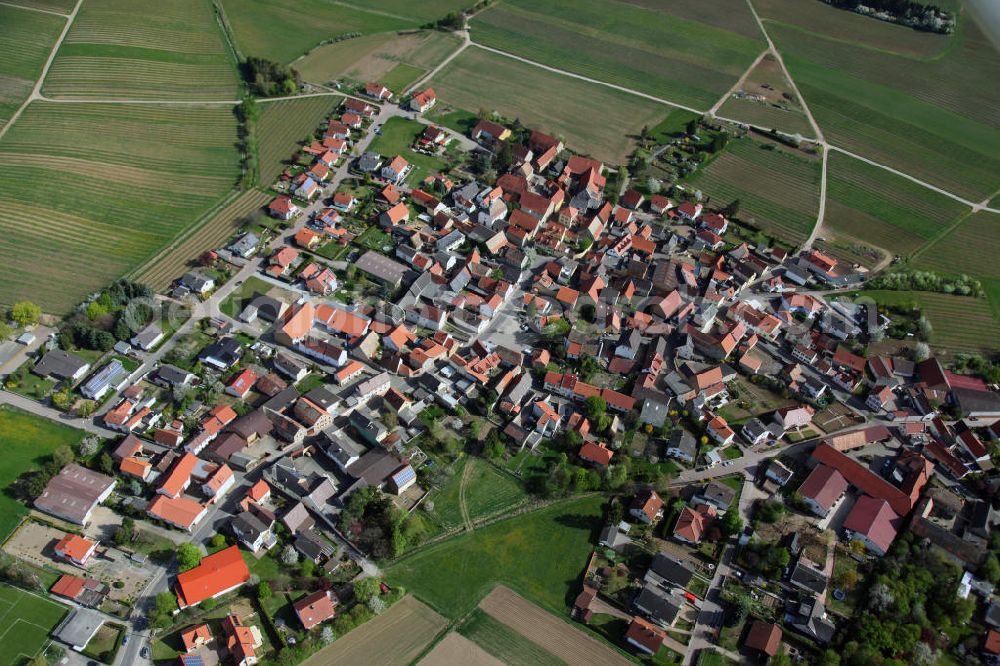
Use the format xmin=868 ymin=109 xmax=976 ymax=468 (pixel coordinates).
xmin=10 ymin=301 xmax=41 ymax=327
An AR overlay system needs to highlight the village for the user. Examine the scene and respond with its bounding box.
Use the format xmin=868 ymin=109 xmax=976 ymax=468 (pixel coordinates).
xmin=2 ymin=75 xmax=1000 ymax=666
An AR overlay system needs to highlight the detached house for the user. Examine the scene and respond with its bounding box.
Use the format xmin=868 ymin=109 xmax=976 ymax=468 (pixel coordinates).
xmin=409 ymin=87 xmax=436 ymax=112
xmin=268 ymin=195 xmax=298 ymax=220
xmin=381 ymin=155 xmax=410 ymax=184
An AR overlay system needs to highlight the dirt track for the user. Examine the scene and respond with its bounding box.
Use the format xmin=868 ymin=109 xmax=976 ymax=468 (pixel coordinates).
xmin=419 ymin=632 xmax=504 ymax=666
xmin=478 ymin=586 xmax=632 ymax=666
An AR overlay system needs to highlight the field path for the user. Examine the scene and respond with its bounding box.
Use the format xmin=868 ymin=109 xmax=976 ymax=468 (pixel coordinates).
xmin=0 ymin=0 xmax=68 ymax=16
xmin=0 ymin=0 xmax=79 ymax=141
xmin=802 ymin=148 xmax=829 ymax=249
xmin=458 ymin=459 xmax=474 ymax=531
xmin=708 ymin=48 xmax=769 ymax=117
xmin=743 ymin=0 xmax=825 ymax=143
xmin=479 ymin=586 xmax=632 ymax=666
xmin=405 ymin=29 xmax=471 ymax=95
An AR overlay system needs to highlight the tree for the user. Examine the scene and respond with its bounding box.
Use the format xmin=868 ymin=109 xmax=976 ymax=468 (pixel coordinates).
xmin=0 ymin=320 xmax=11 ymax=341
xmin=97 ymin=452 xmax=113 ymax=475
xmin=210 ymin=533 xmax=227 ymax=550
xmin=320 ymin=626 xmax=334 ymax=643
xmin=685 ymin=119 xmax=698 ymax=136
xmin=79 ymin=436 xmax=100 ymax=457
xmin=353 ymin=577 xmax=379 ymax=603
xmin=281 ymin=544 xmax=299 ymax=565
xmin=301 ymin=558 xmax=315 ymax=578
xmin=913 ymin=341 xmax=930 ymax=362
xmin=721 ymin=198 xmax=741 ymax=218
xmin=78 ymin=401 xmax=97 ymax=418
xmin=721 ymin=509 xmax=743 ymax=537
xmin=10 ymin=301 xmax=41 ymax=327
xmin=113 ymin=517 xmax=135 ymax=546
xmin=257 ymin=581 xmax=272 ymax=602
xmin=756 ymin=500 xmax=785 ymax=524
xmin=836 ymin=568 xmax=860 ymax=589
xmin=52 ymin=445 xmax=74 ymax=468
xmin=582 ymin=395 xmax=607 ymax=421
xmin=177 ymin=543 xmax=202 ymax=572
xmin=979 ymin=552 xmax=1000 ymax=584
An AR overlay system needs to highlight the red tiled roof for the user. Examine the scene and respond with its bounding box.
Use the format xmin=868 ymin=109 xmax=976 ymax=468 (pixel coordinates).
xmin=744 ymin=621 xmax=782 ymax=657
xmin=51 ymin=574 xmax=86 ymax=600
xmin=293 ymin=589 xmax=337 ymax=630
xmin=54 ymin=534 xmax=96 ymax=562
xmin=181 ymin=624 xmax=213 ymax=651
xmin=811 ymin=443 xmax=918 ymax=516
xmin=159 ymin=452 xmax=198 ymax=498
xmin=579 ymin=441 xmax=613 ymax=466
xmin=798 ymin=464 xmax=848 ymax=511
xmin=843 ymin=496 xmax=900 ymax=553
xmin=175 ymin=546 xmax=249 ymax=608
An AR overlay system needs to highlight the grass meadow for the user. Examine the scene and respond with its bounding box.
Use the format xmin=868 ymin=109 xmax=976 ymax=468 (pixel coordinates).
xmin=0 ymin=584 xmax=69 ymax=666
xmin=0 ymin=5 xmax=64 ymax=128
xmin=766 ymin=12 xmax=1000 ymax=201
xmin=220 ymin=0 xmax=416 ymax=64
xmin=44 ymin=0 xmax=240 ymax=101
xmin=0 ymin=406 xmax=87 ymax=540
xmin=821 ymin=151 xmax=969 ymax=265
xmin=428 ymin=457 xmax=528 ymax=530
xmin=0 ymin=101 xmax=240 ymax=311
xmin=296 ymin=30 xmax=460 ymax=88
xmin=431 ymin=47 xmax=667 ymax=163
xmin=470 ymin=0 xmax=764 ymax=109
xmin=368 ymin=116 xmax=450 ymax=183
xmin=386 ymin=494 xmax=604 ymax=619
xmin=684 ymin=138 xmax=821 ymax=245
xmin=257 ymin=95 xmax=340 ymax=184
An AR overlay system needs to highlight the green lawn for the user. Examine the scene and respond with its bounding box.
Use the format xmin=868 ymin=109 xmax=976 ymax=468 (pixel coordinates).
xmin=7 ymin=369 xmax=55 ymax=401
xmin=0 ymin=406 xmax=88 ymax=540
xmin=367 ymin=116 xmax=449 ymax=184
xmin=378 ymin=63 xmax=426 ymax=94
xmin=0 ymin=583 xmax=69 ymax=666
xmin=428 ymin=457 xmax=529 ymax=530
xmin=456 ymin=608 xmax=564 ymax=666
xmin=354 ymin=226 xmax=393 ymax=252
xmin=82 ymin=623 xmax=124 ymax=664
xmin=387 ymin=495 xmax=604 ymax=619
xmin=220 ymin=276 xmax=294 ymax=319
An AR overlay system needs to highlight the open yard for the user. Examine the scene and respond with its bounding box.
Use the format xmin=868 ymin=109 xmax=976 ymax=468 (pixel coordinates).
xmin=296 ymin=30 xmax=461 ymax=90
xmin=684 ymin=138 xmax=822 ymax=246
xmin=430 ymin=47 xmax=668 ymax=163
xmin=133 ymin=189 xmax=270 ymax=291
xmin=387 ymin=495 xmax=604 ymax=619
xmin=257 ymin=95 xmax=341 ymax=184
xmin=0 ymin=583 xmax=69 ymax=666
xmin=717 ymin=375 xmax=797 ymax=423
xmin=0 ymin=4 xmax=64 ymax=128
xmin=0 ymin=101 xmax=240 ymax=312
xmin=766 ymin=8 xmax=1000 ymax=201
xmin=300 ymin=595 xmax=447 ymax=666
xmin=470 ymin=0 xmax=764 ymax=109
xmin=367 ymin=116 xmax=449 ymax=184
xmin=820 ymin=151 xmax=969 ymax=267
xmin=220 ymin=0 xmax=417 ymax=64
xmin=478 ymin=586 xmax=632 ymax=666
xmin=0 ymin=406 xmax=87 ymax=540
xmin=44 ymin=0 xmax=239 ymax=100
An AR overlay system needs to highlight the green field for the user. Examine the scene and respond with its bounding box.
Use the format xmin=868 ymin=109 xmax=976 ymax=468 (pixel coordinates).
xmin=765 ymin=11 xmax=1000 ymax=201
xmin=863 ymin=290 xmax=1000 ymax=353
xmin=43 ymin=0 xmax=240 ymax=100
xmin=457 ymin=609 xmax=565 ymax=666
xmin=0 ymin=5 xmax=64 ymax=127
xmin=296 ymin=30 xmax=460 ymax=88
xmin=0 ymin=584 xmax=69 ymax=666
xmin=429 ymin=458 xmax=528 ymax=530
xmin=684 ymin=138 xmax=821 ymax=245
xmin=379 ymin=63 xmax=425 ymax=94
xmin=914 ymin=211 xmax=1000 ymax=281
xmin=387 ymin=495 xmax=604 ymax=619
xmin=821 ymin=151 xmax=969 ymax=266
xmin=470 ymin=0 xmax=764 ymax=109
xmin=257 ymin=95 xmax=340 ymax=184
xmin=220 ymin=0 xmax=417 ymax=64
xmin=339 ymin=0 xmax=470 ymax=23
xmin=2 ymin=0 xmax=76 ymax=12
xmin=431 ymin=47 xmax=667 ymax=163
xmin=0 ymin=406 xmax=87 ymax=540
xmin=0 ymin=101 xmax=240 ymax=311
xmin=368 ymin=116 xmax=449 ymax=183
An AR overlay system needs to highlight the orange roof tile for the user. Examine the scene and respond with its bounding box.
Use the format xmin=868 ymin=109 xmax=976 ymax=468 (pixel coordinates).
xmin=54 ymin=533 xmax=97 ymax=562
xmin=175 ymin=546 xmax=249 ymax=608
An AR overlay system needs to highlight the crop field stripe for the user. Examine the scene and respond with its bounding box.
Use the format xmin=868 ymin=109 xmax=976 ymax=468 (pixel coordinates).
xmin=257 ymin=95 xmax=340 ymax=184
xmin=913 ymin=211 xmax=1000 ymax=280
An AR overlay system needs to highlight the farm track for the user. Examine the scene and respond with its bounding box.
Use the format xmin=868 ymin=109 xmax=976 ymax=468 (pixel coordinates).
xmin=458 ymin=460 xmax=474 ymax=532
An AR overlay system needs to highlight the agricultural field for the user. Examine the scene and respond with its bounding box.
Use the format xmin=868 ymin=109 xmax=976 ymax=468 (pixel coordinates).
xmin=339 ymin=0 xmax=471 ymax=24
xmin=0 ymin=101 xmax=240 ymax=312
xmin=2 ymin=0 xmax=75 ymax=12
xmin=469 ymin=0 xmax=764 ymax=109
xmin=913 ymin=211 xmax=1000 ymax=281
xmin=765 ymin=11 xmax=1000 ymax=201
xmin=820 ymin=151 xmax=970 ymax=267
xmin=296 ymin=30 xmax=461 ymax=89
xmin=863 ymin=290 xmax=1000 ymax=353
xmin=456 ymin=608 xmax=565 ymax=666
xmin=257 ymin=95 xmax=341 ymax=184
xmin=387 ymin=495 xmax=604 ymax=619
xmin=0 ymin=406 xmax=87 ymax=540
xmin=300 ymin=596 xmax=447 ymax=666
xmin=367 ymin=116 xmax=449 ymax=183
xmin=134 ymin=189 xmax=270 ymax=291
xmin=715 ymin=53 xmax=814 ymax=137
xmin=43 ymin=0 xmax=240 ymax=101
xmin=220 ymin=0 xmax=416 ymax=64
xmin=0 ymin=5 xmax=64 ymax=129
xmin=684 ymin=138 xmax=821 ymax=245
xmin=0 ymin=583 xmax=69 ymax=666
xmin=419 ymin=631 xmax=504 ymax=666
xmin=430 ymin=47 xmax=667 ymax=163
xmin=478 ymin=586 xmax=632 ymax=666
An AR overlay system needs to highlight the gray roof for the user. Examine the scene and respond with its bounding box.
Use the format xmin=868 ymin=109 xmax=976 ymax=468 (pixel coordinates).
xmin=232 ymin=510 xmax=270 ymax=542
xmin=155 ymin=364 xmax=193 ymax=385
xmin=181 ymin=271 xmax=214 ymax=291
xmin=699 ymin=480 xmax=737 ymax=509
xmin=228 ymin=232 xmax=259 ymax=257
xmin=647 ymin=554 xmax=694 ymax=588
xmin=356 ymin=250 xmax=407 ymax=285
xmin=667 ymin=429 xmax=697 ymax=456
xmin=81 ymin=359 xmax=126 ymax=396
xmin=639 ymin=396 xmax=669 ymax=427
xmin=54 ymin=608 xmax=104 ymax=648
xmin=358 ymin=151 xmax=381 ymax=172
xmin=789 ymin=558 xmax=828 ymax=594
xmin=34 ymin=349 xmax=89 ymax=380
xmin=130 ymin=322 xmax=162 ymax=349
xmin=633 ymin=585 xmax=681 ymax=626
